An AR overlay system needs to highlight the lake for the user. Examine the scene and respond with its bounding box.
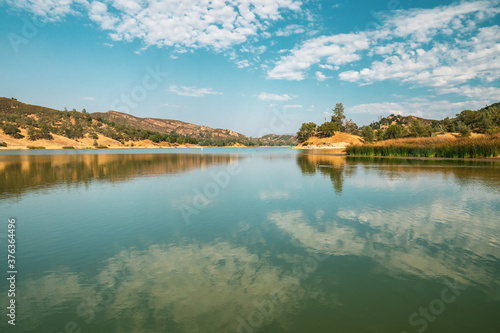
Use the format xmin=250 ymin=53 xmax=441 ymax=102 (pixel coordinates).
xmin=0 ymin=147 xmax=499 ymax=333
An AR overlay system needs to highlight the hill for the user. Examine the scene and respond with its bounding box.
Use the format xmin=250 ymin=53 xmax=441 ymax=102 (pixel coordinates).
xmin=255 ymin=134 xmax=297 ymax=146
xmin=90 ymin=110 xmax=245 ymax=140
xmin=369 ymin=103 xmax=500 ymax=134
xmin=295 ymin=132 xmax=364 ymax=149
xmin=369 ymin=114 xmax=440 ymax=131
xmin=0 ymin=97 xmax=295 ymax=149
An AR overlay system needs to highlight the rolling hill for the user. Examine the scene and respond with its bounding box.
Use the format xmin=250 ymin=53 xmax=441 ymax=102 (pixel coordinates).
xmin=0 ymin=97 xmax=297 ymax=148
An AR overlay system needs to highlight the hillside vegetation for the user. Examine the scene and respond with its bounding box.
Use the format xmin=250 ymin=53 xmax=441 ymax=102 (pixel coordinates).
xmin=0 ymin=97 xmax=296 ymax=148
xmin=296 ymin=102 xmax=500 ymax=158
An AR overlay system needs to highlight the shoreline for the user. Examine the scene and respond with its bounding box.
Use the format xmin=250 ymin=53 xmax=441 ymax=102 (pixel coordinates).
xmin=345 ymin=154 xmax=500 ymax=162
xmin=0 ymin=145 xmax=293 ymax=152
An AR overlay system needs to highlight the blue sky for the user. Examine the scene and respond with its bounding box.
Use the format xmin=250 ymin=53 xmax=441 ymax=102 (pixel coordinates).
xmin=0 ymin=0 xmax=499 ymax=136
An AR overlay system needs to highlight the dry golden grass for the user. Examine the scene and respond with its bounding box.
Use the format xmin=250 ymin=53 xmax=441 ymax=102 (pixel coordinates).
xmin=298 ymin=132 xmax=364 ymax=149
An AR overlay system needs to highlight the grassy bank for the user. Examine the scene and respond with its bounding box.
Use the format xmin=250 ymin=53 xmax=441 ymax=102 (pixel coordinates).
xmin=346 ymin=135 xmax=500 ymax=158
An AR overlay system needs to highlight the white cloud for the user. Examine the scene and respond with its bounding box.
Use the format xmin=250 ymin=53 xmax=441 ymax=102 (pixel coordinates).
xmin=5 ymin=0 xmax=86 ymax=21
xmin=258 ymin=92 xmax=292 ymax=101
xmin=8 ymin=0 xmax=302 ymax=51
xmin=81 ymin=96 xmax=96 ymax=101
xmin=169 ymin=85 xmax=222 ymax=97
xmin=315 ymin=71 xmax=330 ymax=81
xmin=235 ymin=59 xmax=250 ymax=68
xmin=283 ymin=104 xmax=302 ymax=108
xmin=318 ymin=64 xmax=335 ymax=70
xmin=348 ymin=99 xmax=492 ymax=119
xmin=275 ymin=24 xmax=305 ymax=37
xmin=267 ymin=33 xmax=370 ymax=80
xmin=440 ymin=85 xmax=500 ymax=99
xmin=267 ymin=0 xmax=500 ymax=96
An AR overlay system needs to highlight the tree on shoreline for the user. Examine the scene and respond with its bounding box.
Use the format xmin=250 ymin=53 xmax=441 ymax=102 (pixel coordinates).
xmin=297 ymin=122 xmax=317 ymax=143
xmin=331 ymin=103 xmax=346 ymax=131
xmin=361 ymin=126 xmax=374 ymax=142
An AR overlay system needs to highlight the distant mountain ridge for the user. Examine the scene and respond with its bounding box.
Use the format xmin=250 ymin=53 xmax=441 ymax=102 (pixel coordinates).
xmin=90 ymin=110 xmax=245 ymax=140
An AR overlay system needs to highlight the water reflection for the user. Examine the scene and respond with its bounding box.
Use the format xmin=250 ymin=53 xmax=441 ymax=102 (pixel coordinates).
xmin=0 ymin=153 xmax=240 ymax=199
xmin=4 ymin=150 xmax=500 ymax=332
xmin=347 ymin=156 xmax=500 ymax=191
xmin=296 ymin=153 xmax=356 ymax=194
xmin=297 ymin=153 xmax=500 ymax=193
xmin=19 ymin=241 xmax=313 ymax=333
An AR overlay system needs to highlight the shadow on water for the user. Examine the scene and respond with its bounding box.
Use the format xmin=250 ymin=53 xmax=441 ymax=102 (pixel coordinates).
xmin=0 ymin=153 xmax=241 ymax=199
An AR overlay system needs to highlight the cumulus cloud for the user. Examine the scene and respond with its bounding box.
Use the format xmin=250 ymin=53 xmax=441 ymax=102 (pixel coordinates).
xmin=258 ymin=92 xmax=292 ymax=101
xmin=169 ymin=85 xmax=222 ymax=97
xmin=315 ymin=71 xmax=329 ymax=81
xmin=267 ymin=0 xmax=500 ymax=95
xmin=4 ymin=0 xmax=87 ymax=21
xmin=7 ymin=0 xmax=302 ymax=50
xmin=275 ymin=24 xmax=305 ymax=37
xmin=348 ymin=99 xmax=492 ymax=119
xmin=267 ymin=33 xmax=370 ymax=80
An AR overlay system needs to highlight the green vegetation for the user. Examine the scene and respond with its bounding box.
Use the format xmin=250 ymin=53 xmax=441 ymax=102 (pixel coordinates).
xmin=62 ymin=146 xmax=75 ymax=149
xmin=346 ymin=135 xmax=500 ymax=158
xmin=297 ymin=103 xmax=357 ymax=142
xmin=331 ymin=103 xmax=346 ymax=131
xmin=0 ymin=98 xmax=296 ymax=147
xmin=0 ymin=141 xmax=7 ymax=147
xmin=361 ymin=126 xmax=374 ymax=143
xmin=1 ymin=123 xmax=24 ymax=139
xmin=383 ymin=124 xmax=405 ymax=140
xmin=297 ymin=122 xmax=317 ymax=143
xmin=27 ymin=146 xmax=45 ymax=150
xmin=316 ymin=121 xmax=337 ymax=138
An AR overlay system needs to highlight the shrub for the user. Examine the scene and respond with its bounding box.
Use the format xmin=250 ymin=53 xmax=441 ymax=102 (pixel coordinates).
xmin=383 ymin=124 xmax=405 ymax=140
xmin=297 ymin=122 xmax=317 ymax=143
xmin=1 ymin=123 xmax=24 ymax=139
xmin=317 ymin=122 xmax=337 ymax=138
xmin=361 ymin=126 xmax=375 ymax=143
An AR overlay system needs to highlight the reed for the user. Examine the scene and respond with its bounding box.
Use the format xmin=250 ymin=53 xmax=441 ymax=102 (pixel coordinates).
xmin=346 ymin=134 xmax=500 ymax=158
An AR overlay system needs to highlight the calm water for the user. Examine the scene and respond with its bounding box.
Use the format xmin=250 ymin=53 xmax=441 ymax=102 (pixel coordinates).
xmin=1 ymin=147 xmax=499 ymax=333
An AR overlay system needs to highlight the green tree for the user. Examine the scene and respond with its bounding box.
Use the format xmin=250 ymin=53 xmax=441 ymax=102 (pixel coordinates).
xmin=317 ymin=121 xmax=337 ymax=138
xmin=383 ymin=124 xmax=405 ymax=140
xmin=149 ymin=133 xmax=163 ymax=143
xmin=297 ymin=122 xmax=317 ymax=143
xmin=331 ymin=103 xmax=346 ymax=131
xmin=457 ymin=122 xmax=471 ymax=137
xmin=408 ymin=120 xmax=431 ymax=137
xmin=344 ymin=118 xmax=359 ymax=135
xmin=361 ymin=126 xmax=374 ymax=142
xmin=1 ymin=123 xmax=24 ymax=139
xmin=376 ymin=129 xmax=384 ymax=141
